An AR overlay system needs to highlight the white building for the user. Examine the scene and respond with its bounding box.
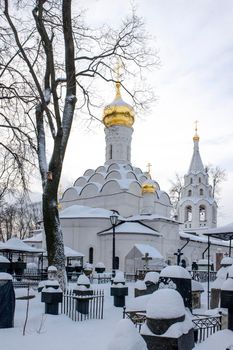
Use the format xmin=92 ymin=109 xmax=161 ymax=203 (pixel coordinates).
xmin=59 ymin=81 xmax=228 ymax=272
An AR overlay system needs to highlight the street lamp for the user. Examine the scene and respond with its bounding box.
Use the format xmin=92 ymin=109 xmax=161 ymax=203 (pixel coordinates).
xmin=110 ymin=211 xmax=119 ymax=277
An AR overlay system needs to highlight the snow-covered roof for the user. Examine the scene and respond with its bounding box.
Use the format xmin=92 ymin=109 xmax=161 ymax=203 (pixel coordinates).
xmin=0 ymin=237 xmax=45 ymax=253
xmin=23 ymin=232 xmax=43 ymax=243
xmin=203 ymin=222 xmax=233 ymax=240
xmin=64 ymin=246 xmax=84 ymax=258
xmin=124 ymin=214 xmax=177 ymax=223
xmin=60 ymin=204 xmax=124 ymax=220
xmin=180 ymin=231 xmax=229 ymax=247
xmin=99 ymin=222 xmax=161 ymax=237
xmin=135 ymin=244 xmax=163 ymax=259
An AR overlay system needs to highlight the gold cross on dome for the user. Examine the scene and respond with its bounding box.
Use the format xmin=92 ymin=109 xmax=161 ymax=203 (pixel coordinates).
xmin=147 ymin=162 xmax=152 ymax=175
xmin=115 ymin=58 xmax=123 ymax=82
xmin=194 ymin=120 xmax=199 ymax=134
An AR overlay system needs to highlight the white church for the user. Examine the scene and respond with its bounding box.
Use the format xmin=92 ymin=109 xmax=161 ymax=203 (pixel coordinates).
xmin=58 ymin=80 xmax=228 ymax=273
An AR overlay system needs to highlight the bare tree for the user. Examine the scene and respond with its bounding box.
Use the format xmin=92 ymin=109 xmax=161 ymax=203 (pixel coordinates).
xmin=169 ymin=173 xmax=184 ymax=213
xmin=0 ymin=0 xmax=158 ymax=285
xmin=205 ymin=164 xmax=227 ymax=202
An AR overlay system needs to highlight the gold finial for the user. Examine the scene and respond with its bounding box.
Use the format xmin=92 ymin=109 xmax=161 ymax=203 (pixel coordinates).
xmin=193 ymin=120 xmax=200 ymax=141
xmin=115 ymin=59 xmax=122 ymax=99
xmin=147 ymin=162 xmax=152 ymax=177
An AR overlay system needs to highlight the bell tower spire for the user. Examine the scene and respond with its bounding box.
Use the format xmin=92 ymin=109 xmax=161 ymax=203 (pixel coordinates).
xmin=177 ymin=124 xmax=217 ymax=232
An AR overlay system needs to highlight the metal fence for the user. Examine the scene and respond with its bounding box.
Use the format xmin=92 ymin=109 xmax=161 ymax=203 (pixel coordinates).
xmin=192 ymin=314 xmax=222 ymax=343
xmin=123 ymin=307 xmax=222 ymax=343
xmin=61 ymin=289 xmax=104 ymax=321
xmin=191 ymin=270 xmax=217 ymax=283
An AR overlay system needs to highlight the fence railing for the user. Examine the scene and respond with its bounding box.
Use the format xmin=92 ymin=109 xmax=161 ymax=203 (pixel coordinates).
xmin=191 ymin=270 xmax=217 ymax=283
xmin=61 ymin=289 xmax=104 ymax=321
xmin=192 ymin=314 xmax=222 ymax=343
xmin=123 ymin=307 xmax=222 ymax=343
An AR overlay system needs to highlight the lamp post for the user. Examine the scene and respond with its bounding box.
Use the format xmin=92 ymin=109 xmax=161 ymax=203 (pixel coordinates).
xmin=110 ymin=211 xmax=118 ymax=277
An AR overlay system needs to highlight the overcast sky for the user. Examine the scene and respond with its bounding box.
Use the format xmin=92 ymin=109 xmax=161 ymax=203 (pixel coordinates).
xmin=35 ymin=0 xmax=233 ymax=226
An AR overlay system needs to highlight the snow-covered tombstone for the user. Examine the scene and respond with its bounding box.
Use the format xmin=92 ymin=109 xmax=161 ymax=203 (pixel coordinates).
xmin=38 ymin=265 xmax=60 ymax=292
xmin=111 ymin=271 xmax=128 ymax=307
xmin=191 ymin=280 xmax=204 ymax=309
xmin=73 ymin=274 xmax=93 ymax=314
xmin=141 ymin=289 xmax=194 ymax=350
xmin=0 ymin=273 xmax=15 ymax=328
xmin=159 ymin=265 xmax=192 ymax=311
xmin=83 ymin=262 xmax=93 ymax=276
xmin=95 ymin=262 xmax=105 ymax=274
xmin=107 ymin=319 xmax=148 ymax=350
xmin=221 ymin=268 xmax=233 ymax=331
xmin=210 ymin=259 xmax=232 ymax=309
xmin=41 ymin=265 xmax=62 ymax=315
xmin=134 ymin=280 xmax=147 ymax=298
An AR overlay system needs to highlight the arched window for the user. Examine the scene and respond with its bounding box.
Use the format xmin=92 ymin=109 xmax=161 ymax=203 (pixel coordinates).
xmin=199 ymin=177 xmax=201 ymax=183
xmin=185 ymin=206 xmax=192 ymax=222
xmin=200 ymin=188 xmax=204 ymax=195
xmin=89 ymin=247 xmax=94 ymax=264
xmin=190 ymin=178 xmax=193 ymax=184
xmin=115 ymin=256 xmax=119 ymax=270
xmin=188 ymin=190 xmax=192 ymax=197
xmin=109 ymin=145 xmax=112 ymax=160
xmin=199 ymin=205 xmax=206 ymax=222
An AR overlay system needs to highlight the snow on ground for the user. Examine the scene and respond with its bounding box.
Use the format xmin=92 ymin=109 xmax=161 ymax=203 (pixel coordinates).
xmin=1 ymin=281 xmax=233 ymax=350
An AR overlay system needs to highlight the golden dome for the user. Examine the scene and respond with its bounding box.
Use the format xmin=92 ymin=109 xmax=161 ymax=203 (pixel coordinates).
xmin=193 ymin=121 xmax=200 ymax=141
xmin=103 ymin=82 xmax=135 ymax=128
xmin=142 ymin=180 xmax=156 ymax=194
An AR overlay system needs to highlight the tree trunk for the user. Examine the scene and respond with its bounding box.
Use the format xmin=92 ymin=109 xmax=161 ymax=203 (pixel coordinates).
xmin=43 ymin=185 xmax=66 ymax=289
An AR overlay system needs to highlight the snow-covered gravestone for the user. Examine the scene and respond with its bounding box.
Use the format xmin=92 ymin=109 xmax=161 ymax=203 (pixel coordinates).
xmin=191 ymin=280 xmax=204 ymax=309
xmin=221 ymin=268 xmax=233 ymax=331
xmin=141 ymin=289 xmax=194 ymax=350
xmin=107 ymin=319 xmax=148 ymax=350
xmin=210 ymin=259 xmax=232 ymax=309
xmin=0 ymin=273 xmax=15 ymax=328
xmin=41 ymin=266 xmax=63 ymax=315
xmin=135 ymin=272 xmax=159 ymax=298
xmin=111 ymin=271 xmax=128 ymax=307
xmin=95 ymin=262 xmax=105 ymax=274
xmin=159 ymin=265 xmax=192 ymax=311
xmin=134 ymin=280 xmax=147 ymax=298
xmin=38 ymin=265 xmax=60 ymax=292
xmin=73 ymin=274 xmax=93 ymax=315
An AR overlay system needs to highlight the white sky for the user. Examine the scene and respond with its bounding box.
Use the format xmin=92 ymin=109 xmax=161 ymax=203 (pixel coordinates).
xmin=33 ymin=0 xmax=233 ymax=226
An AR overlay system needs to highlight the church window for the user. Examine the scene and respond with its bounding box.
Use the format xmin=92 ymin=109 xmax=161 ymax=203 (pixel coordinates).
xmin=200 ymin=189 xmax=204 ymax=195
xmin=188 ymin=190 xmax=192 ymax=197
xmin=89 ymin=247 xmax=94 ymax=264
xmin=185 ymin=206 xmax=192 ymax=222
xmin=199 ymin=177 xmax=201 ymax=183
xmin=190 ymin=178 xmax=193 ymax=184
xmin=199 ymin=205 xmax=206 ymax=222
xmin=115 ymin=256 xmax=119 ymax=270
xmin=109 ymin=145 xmax=112 ymax=160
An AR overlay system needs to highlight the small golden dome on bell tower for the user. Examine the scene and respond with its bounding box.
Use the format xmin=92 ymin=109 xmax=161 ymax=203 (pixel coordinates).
xmin=193 ymin=120 xmax=200 ymax=141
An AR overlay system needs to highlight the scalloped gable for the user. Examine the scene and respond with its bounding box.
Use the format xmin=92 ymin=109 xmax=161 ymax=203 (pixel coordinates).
xmin=80 ymin=182 xmax=102 ymax=197
xmin=62 ymin=186 xmax=82 ymax=201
